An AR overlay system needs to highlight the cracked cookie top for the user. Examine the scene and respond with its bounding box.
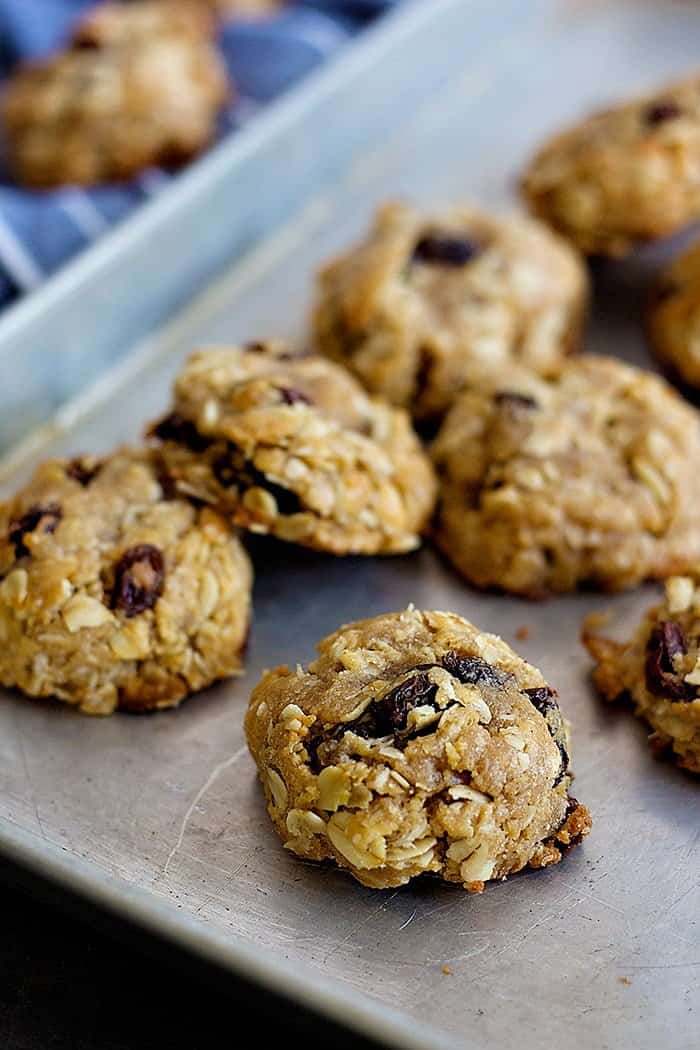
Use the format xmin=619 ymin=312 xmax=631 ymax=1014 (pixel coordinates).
xmin=245 ymin=608 xmax=590 ymax=891
xmin=0 ymin=448 xmax=252 ymax=715
xmin=432 ymin=354 xmax=700 ymax=597
xmin=1 ymin=0 xmax=229 ymax=188
xmin=313 ymin=200 xmax=587 ymax=422
xmin=149 ymin=341 xmax=437 ymax=555
xmin=522 ymin=71 xmax=700 ymax=255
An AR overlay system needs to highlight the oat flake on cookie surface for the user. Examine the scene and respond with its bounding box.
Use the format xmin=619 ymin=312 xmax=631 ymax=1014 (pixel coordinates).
xmin=0 ymin=448 xmax=252 ymax=715
xmin=245 ymin=608 xmax=591 ymax=892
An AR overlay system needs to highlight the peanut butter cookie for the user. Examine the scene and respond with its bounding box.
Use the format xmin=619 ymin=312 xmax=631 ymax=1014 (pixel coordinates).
xmin=432 ymin=356 xmax=700 ymax=597
xmin=2 ymin=0 xmax=229 ymax=188
xmin=150 ymin=341 xmax=437 ymax=555
xmin=522 ymin=71 xmax=700 ymax=256
xmin=313 ymin=201 xmax=587 ymax=423
xmin=583 ymin=576 xmax=700 ymax=773
xmin=0 ymin=448 xmax=252 ymax=715
xmin=245 ymin=607 xmax=591 ymax=891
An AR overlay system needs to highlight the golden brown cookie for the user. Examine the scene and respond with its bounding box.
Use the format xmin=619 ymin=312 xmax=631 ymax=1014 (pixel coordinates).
xmin=245 ymin=607 xmax=591 ymax=891
xmin=521 ymin=71 xmax=700 ymax=256
xmin=149 ymin=341 xmax=437 ymax=556
xmin=432 ymin=355 xmax=700 ymax=597
xmin=0 ymin=448 xmax=252 ymax=715
xmin=2 ymin=0 xmax=229 ymax=188
xmin=313 ymin=201 xmax=588 ymax=423
xmin=583 ymin=576 xmax=700 ymax=774
xmin=648 ymin=238 xmax=700 ymax=388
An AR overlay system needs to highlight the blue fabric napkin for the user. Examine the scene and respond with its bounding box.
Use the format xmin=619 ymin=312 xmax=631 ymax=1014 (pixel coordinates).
xmin=0 ymin=1 xmax=394 ymax=309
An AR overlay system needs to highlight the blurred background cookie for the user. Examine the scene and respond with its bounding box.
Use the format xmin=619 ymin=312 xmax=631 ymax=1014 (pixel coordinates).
xmin=648 ymin=238 xmax=700 ymax=389
xmin=1 ymin=0 xmax=229 ymax=188
xmin=431 ymin=355 xmax=700 ymax=597
xmin=313 ymin=201 xmax=587 ymax=425
xmin=522 ymin=71 xmax=700 ymax=256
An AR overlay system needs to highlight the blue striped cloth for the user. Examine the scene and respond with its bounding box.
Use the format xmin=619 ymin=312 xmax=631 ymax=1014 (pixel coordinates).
xmin=0 ymin=0 xmax=396 ymax=309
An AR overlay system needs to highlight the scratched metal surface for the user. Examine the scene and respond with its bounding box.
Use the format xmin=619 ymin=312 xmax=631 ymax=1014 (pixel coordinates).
xmin=1 ymin=3 xmax=699 ymax=1049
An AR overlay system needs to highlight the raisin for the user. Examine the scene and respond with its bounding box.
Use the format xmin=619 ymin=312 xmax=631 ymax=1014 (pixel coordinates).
xmin=8 ymin=504 xmax=62 ymax=559
xmin=277 ymin=386 xmax=312 ymax=407
xmin=494 ymin=391 xmax=539 ymax=412
xmin=66 ymin=458 xmax=100 ymax=486
xmin=376 ymin=672 xmax=438 ymax=735
xmin=111 ymin=544 xmax=165 ymax=617
xmin=412 ymin=234 xmax=480 ymax=267
xmin=442 ymin=651 xmax=508 ymax=689
xmin=213 ymin=449 xmax=302 ymax=516
xmin=151 ymin=413 xmax=212 ymax=453
xmin=645 ymin=621 xmax=697 ymax=701
xmin=212 ymin=453 xmax=240 ymax=490
xmin=523 ymin=685 xmax=558 ymax=715
xmin=644 ymin=101 xmax=682 ymax=126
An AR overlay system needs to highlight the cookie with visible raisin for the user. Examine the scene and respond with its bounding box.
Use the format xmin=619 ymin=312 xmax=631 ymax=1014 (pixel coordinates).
xmin=245 ymin=607 xmax=591 ymax=891
xmin=312 ymin=201 xmax=587 ymax=423
xmin=148 ymin=340 xmax=437 ymax=556
xmin=0 ymin=448 xmax=252 ymax=715
xmin=648 ymin=238 xmax=700 ymax=389
xmin=522 ymin=71 xmax=700 ymax=256
xmin=583 ymin=576 xmax=700 ymax=773
xmin=431 ymin=355 xmax=700 ymax=597
xmin=1 ymin=0 xmax=229 ymax=189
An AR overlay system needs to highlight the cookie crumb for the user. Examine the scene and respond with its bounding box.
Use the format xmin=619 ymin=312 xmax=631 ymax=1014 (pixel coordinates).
xmin=515 ymin=625 xmax=531 ymax=640
xmin=618 ymin=977 xmax=632 ymax=986
xmin=442 ymin=966 xmax=452 ymax=975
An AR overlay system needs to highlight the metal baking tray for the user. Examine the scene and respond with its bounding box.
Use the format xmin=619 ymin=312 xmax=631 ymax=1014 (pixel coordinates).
xmin=1 ymin=2 xmax=699 ymax=1048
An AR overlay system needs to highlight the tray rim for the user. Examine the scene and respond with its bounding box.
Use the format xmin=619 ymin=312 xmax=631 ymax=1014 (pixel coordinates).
xmin=0 ymin=816 xmax=453 ymax=1050
xmin=0 ymin=0 xmax=426 ymax=347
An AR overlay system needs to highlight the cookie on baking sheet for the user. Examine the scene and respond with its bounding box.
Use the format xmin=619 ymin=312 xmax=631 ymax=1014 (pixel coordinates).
xmin=0 ymin=449 xmax=252 ymax=715
xmin=648 ymin=239 xmax=700 ymax=389
xmin=583 ymin=577 xmax=700 ymax=774
xmin=202 ymin=0 xmax=282 ymax=15
xmin=521 ymin=71 xmax=700 ymax=256
xmin=313 ymin=200 xmax=587 ymax=423
xmin=1 ymin=0 xmax=229 ymax=188
xmin=245 ymin=607 xmax=591 ymax=891
xmin=149 ymin=341 xmax=437 ymax=556
xmin=431 ymin=355 xmax=700 ymax=598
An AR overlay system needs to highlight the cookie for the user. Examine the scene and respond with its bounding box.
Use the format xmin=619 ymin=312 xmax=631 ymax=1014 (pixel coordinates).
xmin=204 ymin=0 xmax=282 ymax=15
xmin=0 ymin=448 xmax=252 ymax=715
xmin=313 ymin=201 xmax=587 ymax=423
xmin=648 ymin=239 xmax=700 ymax=388
xmin=522 ymin=72 xmax=700 ymax=256
xmin=583 ymin=576 xmax=700 ymax=773
xmin=149 ymin=341 xmax=437 ymax=555
xmin=432 ymin=355 xmax=700 ymax=597
xmin=2 ymin=0 xmax=229 ymax=188
xmin=245 ymin=607 xmax=591 ymax=891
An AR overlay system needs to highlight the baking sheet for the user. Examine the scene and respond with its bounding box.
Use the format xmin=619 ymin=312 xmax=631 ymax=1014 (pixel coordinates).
xmin=1 ymin=2 xmax=699 ymax=1048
